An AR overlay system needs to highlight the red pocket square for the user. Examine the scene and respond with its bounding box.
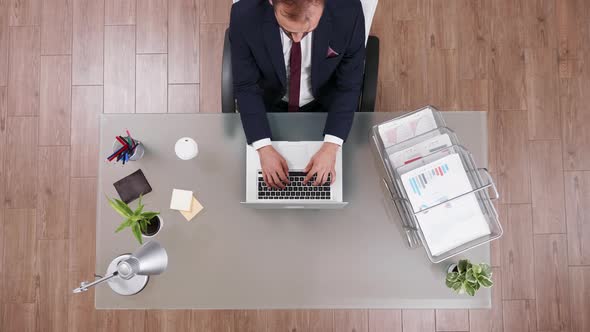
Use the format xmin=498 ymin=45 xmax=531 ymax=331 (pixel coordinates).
xmin=326 ymin=47 xmax=339 ymax=58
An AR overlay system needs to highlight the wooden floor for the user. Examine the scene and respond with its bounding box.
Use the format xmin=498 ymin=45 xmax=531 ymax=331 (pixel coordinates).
xmin=0 ymin=0 xmax=589 ymax=331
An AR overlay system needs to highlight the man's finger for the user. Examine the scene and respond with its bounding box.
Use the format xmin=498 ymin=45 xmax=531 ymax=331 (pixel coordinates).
xmin=280 ymin=159 xmax=290 ymax=184
xmin=262 ymin=171 xmax=271 ymax=188
xmin=277 ymin=167 xmax=289 ymax=187
xmin=265 ymin=170 xmax=277 ymax=189
xmin=304 ymin=160 xmax=313 ymax=173
xmin=315 ymin=169 xmax=327 ymax=186
xmin=303 ymin=167 xmax=316 ymax=184
xmin=272 ymin=171 xmax=286 ymax=189
xmin=330 ymin=169 xmax=336 ymax=184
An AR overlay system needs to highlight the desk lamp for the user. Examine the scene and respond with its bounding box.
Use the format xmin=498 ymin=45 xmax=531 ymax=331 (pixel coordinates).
xmin=73 ymin=241 xmax=168 ymax=296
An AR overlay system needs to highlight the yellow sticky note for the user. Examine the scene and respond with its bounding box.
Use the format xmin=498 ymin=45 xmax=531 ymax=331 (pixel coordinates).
xmin=180 ymin=196 xmax=204 ymax=221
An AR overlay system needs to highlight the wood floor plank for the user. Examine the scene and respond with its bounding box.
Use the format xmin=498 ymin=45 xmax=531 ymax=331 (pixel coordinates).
xmin=435 ymin=309 xmax=469 ymax=331
xmin=368 ymin=309 xmax=401 ymax=332
xmin=137 ymin=0 xmax=167 ymax=54
xmin=67 ymin=178 xmax=97 ymax=332
xmin=168 ymin=0 xmax=199 ymax=84
xmin=468 ymin=267 xmax=503 ymax=332
xmin=1 ymin=303 xmax=36 ymax=332
xmin=144 ymin=310 xmax=194 ymax=332
xmin=266 ymin=310 xmax=309 ymax=332
xmin=402 ymin=310 xmax=435 ymax=332
xmin=137 ymin=54 xmax=167 ymax=113
xmin=168 ymin=84 xmax=199 ymax=113
xmin=490 ymin=202 xmax=503 ymax=267
xmin=41 ymin=0 xmax=72 ymax=55
xmin=502 ymin=300 xmax=536 ymax=332
xmin=104 ymin=25 xmax=135 ymax=114
xmin=369 ymin=0 xmax=392 ymax=28
xmin=523 ymin=0 xmax=557 ymax=48
xmin=569 ymin=267 xmax=590 ymax=332
xmin=97 ymin=310 xmax=146 ymax=332
xmin=534 ymin=234 xmax=571 ymax=331
xmin=191 ymin=310 xmax=234 ymax=331
xmin=8 ymin=26 xmax=40 ymax=116
xmin=391 ymin=0 xmax=427 ymax=20
xmin=200 ymin=0 xmax=231 ymax=24
xmin=37 ymin=147 xmax=70 ymax=240
xmin=71 ymin=86 xmax=101 ymax=177
xmin=0 ymin=0 xmax=9 ymax=86
xmin=458 ymin=0 xmax=490 ymax=80
xmin=427 ymin=48 xmax=459 ymax=110
xmin=334 ymin=310 xmax=368 ymax=332
xmin=39 ymin=55 xmax=71 ymax=145
xmin=199 ymin=23 xmax=225 ymax=113
xmin=496 ymin=110 xmax=531 ymax=204
xmin=234 ymin=310 xmax=267 ymax=332
xmin=490 ymin=47 xmax=527 ymax=111
xmin=8 ymin=0 xmax=40 ymax=26
xmin=529 ymin=140 xmax=566 ymax=234
xmin=104 ymin=0 xmax=135 ymax=25
xmin=2 ymin=209 xmax=37 ymax=303
xmin=564 ymin=171 xmax=590 ymax=265
xmin=490 ymin=15 xmax=524 ymax=50
xmin=72 ymin=0 xmax=104 ymax=85
xmin=501 ymin=204 xmax=536 ymax=300
xmin=0 ymin=88 xmax=7 ymax=206
xmin=459 ymin=79 xmax=489 ymax=112
xmin=36 ymin=239 xmax=69 ymax=332
xmin=426 ymin=0 xmax=459 ymax=49
xmin=561 ymin=77 xmax=590 ymax=170
xmin=4 ymin=117 xmax=38 ymax=208
xmin=309 ymin=310 xmax=334 ymax=332
xmin=525 ymin=48 xmax=560 ymax=140
xmin=556 ymin=0 xmax=590 ymax=67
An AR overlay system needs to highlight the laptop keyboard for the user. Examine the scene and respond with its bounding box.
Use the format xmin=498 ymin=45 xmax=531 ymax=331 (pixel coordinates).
xmin=258 ymin=171 xmax=331 ymax=200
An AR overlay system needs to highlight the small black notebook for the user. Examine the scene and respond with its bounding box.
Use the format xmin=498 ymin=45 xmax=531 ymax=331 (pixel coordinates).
xmin=113 ymin=169 xmax=153 ymax=203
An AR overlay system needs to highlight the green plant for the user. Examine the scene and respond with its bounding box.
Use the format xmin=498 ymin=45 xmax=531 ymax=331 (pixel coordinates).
xmin=445 ymin=259 xmax=493 ymax=296
xmin=108 ymin=195 xmax=160 ymax=245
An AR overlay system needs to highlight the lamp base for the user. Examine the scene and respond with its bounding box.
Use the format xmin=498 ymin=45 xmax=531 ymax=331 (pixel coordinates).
xmin=106 ymin=254 xmax=149 ymax=296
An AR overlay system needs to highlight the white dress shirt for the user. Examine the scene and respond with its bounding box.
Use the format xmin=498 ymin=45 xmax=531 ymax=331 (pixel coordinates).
xmin=251 ymin=29 xmax=344 ymax=150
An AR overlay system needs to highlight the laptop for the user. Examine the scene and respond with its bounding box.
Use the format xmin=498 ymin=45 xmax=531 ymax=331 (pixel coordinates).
xmin=242 ymin=141 xmax=348 ymax=209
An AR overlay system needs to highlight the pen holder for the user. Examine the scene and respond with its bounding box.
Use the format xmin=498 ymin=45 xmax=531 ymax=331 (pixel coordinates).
xmin=112 ymin=137 xmax=145 ymax=162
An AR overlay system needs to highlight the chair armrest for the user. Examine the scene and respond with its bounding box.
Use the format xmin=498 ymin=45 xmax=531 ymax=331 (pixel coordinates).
xmin=221 ymin=28 xmax=235 ymax=113
xmin=359 ymin=35 xmax=379 ymax=113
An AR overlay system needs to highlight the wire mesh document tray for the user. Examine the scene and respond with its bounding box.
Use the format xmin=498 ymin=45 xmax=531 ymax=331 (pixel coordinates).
xmin=371 ymin=106 xmax=503 ymax=263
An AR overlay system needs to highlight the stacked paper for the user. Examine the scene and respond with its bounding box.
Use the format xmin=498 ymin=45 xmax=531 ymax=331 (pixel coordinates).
xmin=376 ymin=107 xmax=491 ymax=257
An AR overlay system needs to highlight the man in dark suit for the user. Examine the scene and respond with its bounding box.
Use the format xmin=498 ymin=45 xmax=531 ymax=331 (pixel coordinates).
xmin=230 ymin=0 xmax=366 ymax=189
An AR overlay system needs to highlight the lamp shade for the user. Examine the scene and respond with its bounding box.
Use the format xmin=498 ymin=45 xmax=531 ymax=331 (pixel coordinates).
xmin=117 ymin=241 xmax=168 ymax=280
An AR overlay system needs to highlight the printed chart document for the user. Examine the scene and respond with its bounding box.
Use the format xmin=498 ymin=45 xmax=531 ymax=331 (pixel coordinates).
xmin=377 ymin=108 xmax=438 ymax=148
xmin=388 ymin=133 xmax=453 ymax=168
xmin=400 ymin=154 xmax=491 ymax=256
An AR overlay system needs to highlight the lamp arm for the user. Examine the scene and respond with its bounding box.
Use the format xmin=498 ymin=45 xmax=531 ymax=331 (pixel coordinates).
xmin=72 ymin=271 xmax=118 ymax=294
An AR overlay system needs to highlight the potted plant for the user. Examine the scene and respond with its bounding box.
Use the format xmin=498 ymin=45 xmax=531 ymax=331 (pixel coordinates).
xmin=108 ymin=195 xmax=162 ymax=244
xmin=445 ymin=259 xmax=493 ymax=296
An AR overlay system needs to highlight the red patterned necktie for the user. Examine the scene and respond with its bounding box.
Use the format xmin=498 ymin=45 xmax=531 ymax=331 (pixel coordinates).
xmin=288 ymin=41 xmax=301 ymax=112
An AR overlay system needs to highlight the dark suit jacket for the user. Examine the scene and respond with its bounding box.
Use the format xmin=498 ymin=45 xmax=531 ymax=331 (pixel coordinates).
xmin=229 ymin=0 xmax=366 ymax=144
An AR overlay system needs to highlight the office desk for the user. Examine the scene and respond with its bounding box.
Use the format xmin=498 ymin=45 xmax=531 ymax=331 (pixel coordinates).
xmin=96 ymin=112 xmax=491 ymax=309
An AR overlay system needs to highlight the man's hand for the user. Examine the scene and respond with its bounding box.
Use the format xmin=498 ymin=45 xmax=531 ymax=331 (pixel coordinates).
xmin=258 ymin=145 xmax=290 ymax=189
xmin=303 ymin=142 xmax=339 ymax=186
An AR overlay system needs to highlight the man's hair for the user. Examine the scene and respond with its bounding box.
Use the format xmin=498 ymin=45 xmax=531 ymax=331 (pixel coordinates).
xmin=273 ymin=0 xmax=324 ymax=23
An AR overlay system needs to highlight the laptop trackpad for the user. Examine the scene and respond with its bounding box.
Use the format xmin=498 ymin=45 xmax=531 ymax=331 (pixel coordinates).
xmin=274 ymin=144 xmax=310 ymax=169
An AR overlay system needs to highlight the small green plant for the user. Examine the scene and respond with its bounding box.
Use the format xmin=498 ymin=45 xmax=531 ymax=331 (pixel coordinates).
xmin=446 ymin=259 xmax=493 ymax=296
xmin=108 ymin=195 xmax=160 ymax=245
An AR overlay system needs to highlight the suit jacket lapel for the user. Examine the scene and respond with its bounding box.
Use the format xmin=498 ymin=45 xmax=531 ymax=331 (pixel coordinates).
xmin=263 ymin=5 xmax=287 ymax=87
xmin=311 ymin=9 xmax=332 ymax=94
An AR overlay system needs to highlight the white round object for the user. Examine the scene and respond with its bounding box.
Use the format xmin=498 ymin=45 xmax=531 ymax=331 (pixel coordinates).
xmin=175 ymin=137 xmax=199 ymax=160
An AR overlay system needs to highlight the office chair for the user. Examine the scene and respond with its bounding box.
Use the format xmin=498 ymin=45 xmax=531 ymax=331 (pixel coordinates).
xmin=221 ymin=0 xmax=380 ymax=114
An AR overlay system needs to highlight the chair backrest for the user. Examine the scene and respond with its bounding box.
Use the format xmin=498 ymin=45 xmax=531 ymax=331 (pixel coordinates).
xmin=232 ymin=0 xmax=378 ymax=44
